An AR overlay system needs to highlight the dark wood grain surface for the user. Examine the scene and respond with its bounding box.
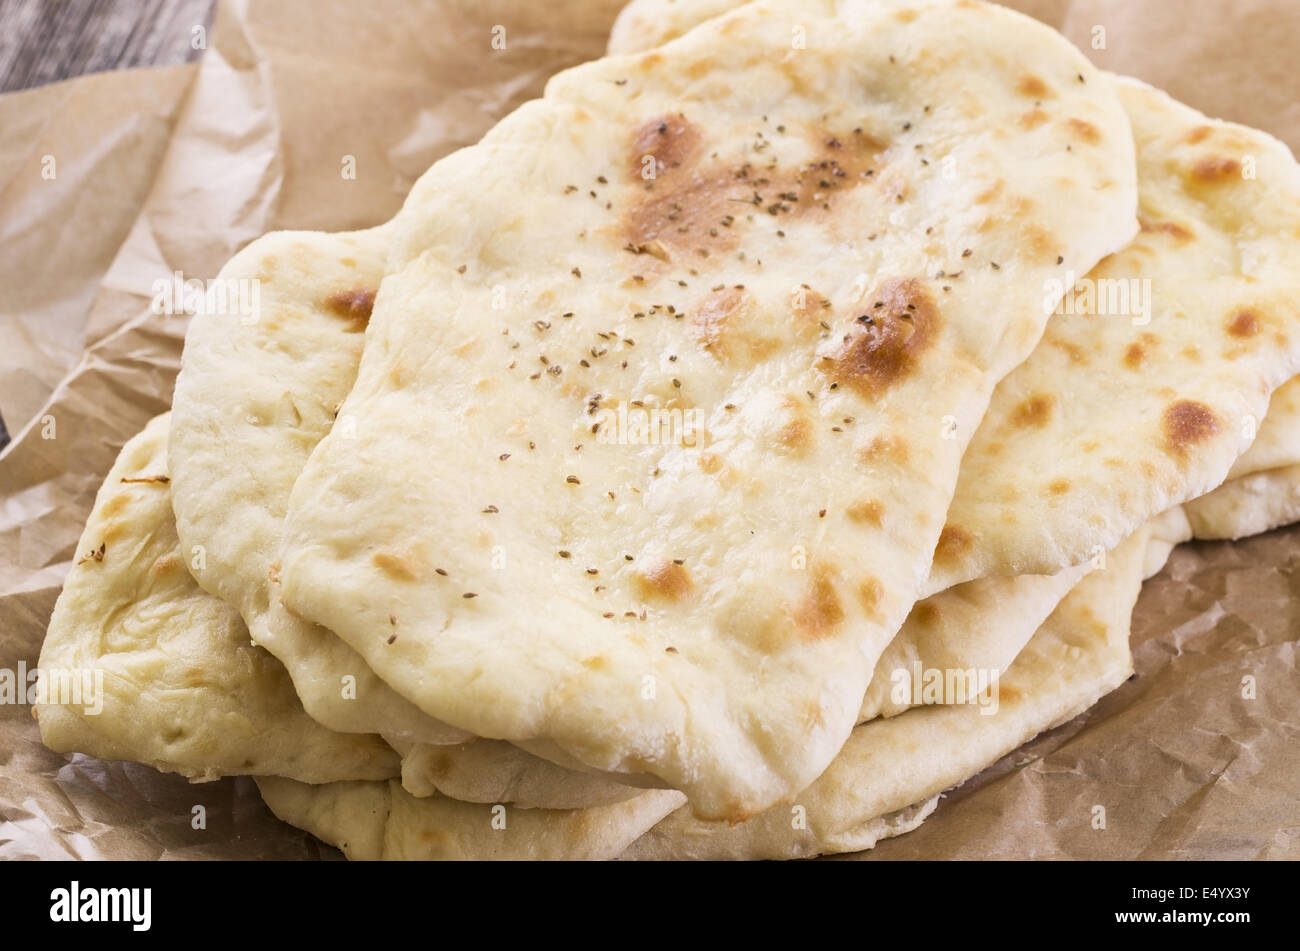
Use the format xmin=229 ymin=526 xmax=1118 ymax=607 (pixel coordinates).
xmin=0 ymin=0 xmax=214 ymax=94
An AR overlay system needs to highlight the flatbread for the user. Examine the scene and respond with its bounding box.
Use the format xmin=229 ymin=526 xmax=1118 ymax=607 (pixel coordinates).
xmin=168 ymin=226 xmax=472 ymax=747
xmin=621 ymin=525 xmax=1148 ymax=859
xmin=391 ymin=736 xmax=641 ymax=808
xmin=610 ymin=3 xmax=1300 ymax=601
xmin=1224 ymin=376 xmax=1300 ymax=479
xmin=1183 ymin=464 xmax=1300 ymax=540
xmin=861 ymin=563 xmax=1088 ymax=720
xmin=255 ymin=776 xmax=683 ymax=860
xmin=34 ymin=415 xmax=399 ymax=784
xmin=1182 ymin=376 xmax=1300 ymax=538
xmin=164 ymin=218 xmax=1099 ymax=806
xmin=276 ymin=0 xmax=1137 ymax=819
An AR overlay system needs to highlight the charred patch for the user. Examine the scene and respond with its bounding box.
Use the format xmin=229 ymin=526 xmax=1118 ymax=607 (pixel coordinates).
xmin=624 ymin=121 xmax=886 ymax=263
xmin=631 ymin=114 xmax=703 ymax=179
xmin=1162 ymin=400 xmax=1219 ymax=454
xmin=325 ymin=288 xmax=377 ymax=332
xmin=817 ymin=278 xmax=938 ymax=397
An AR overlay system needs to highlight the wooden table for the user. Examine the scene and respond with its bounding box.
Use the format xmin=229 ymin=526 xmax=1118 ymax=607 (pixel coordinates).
xmin=0 ymin=0 xmax=214 ymax=93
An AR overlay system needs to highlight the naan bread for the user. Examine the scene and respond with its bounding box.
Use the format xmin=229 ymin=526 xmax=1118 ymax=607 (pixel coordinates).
xmin=165 ymin=219 xmax=1098 ymax=806
xmin=392 ymin=736 xmax=641 ymax=808
xmin=255 ymin=776 xmax=683 ymax=860
xmin=168 ymin=226 xmax=472 ymax=747
xmin=612 ymin=3 xmax=1300 ymax=597
xmin=276 ymin=0 xmax=1137 ymax=819
xmin=861 ymin=563 xmax=1088 ymax=720
xmin=1183 ymin=375 xmax=1300 ymax=538
xmin=1183 ymin=464 xmax=1300 ymax=540
xmin=169 ymin=226 xmax=654 ymax=807
xmin=622 ymin=525 xmax=1148 ymax=859
xmin=1224 ymin=376 xmax=1300 ymax=479
xmin=34 ymin=415 xmax=399 ymax=784
xmin=927 ymin=77 xmax=1300 ymax=590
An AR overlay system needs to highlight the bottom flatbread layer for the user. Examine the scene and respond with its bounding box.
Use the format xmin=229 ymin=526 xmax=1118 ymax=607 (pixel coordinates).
xmin=254 ymin=777 xmax=684 ymax=860
xmin=256 ymin=527 xmax=1147 ymax=859
xmin=35 ymin=414 xmax=399 ymax=784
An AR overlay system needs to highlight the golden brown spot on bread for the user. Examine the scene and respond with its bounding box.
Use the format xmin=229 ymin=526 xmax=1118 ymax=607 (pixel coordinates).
xmin=1162 ymin=400 xmax=1219 ymax=454
xmin=1010 ymin=393 xmax=1055 ymax=428
xmin=698 ymin=453 xmax=723 ymax=474
xmin=1018 ymin=109 xmax=1049 ymax=130
xmin=857 ymin=577 xmax=883 ymax=618
xmin=1185 ymin=126 xmax=1214 ymax=144
xmin=1192 ymin=156 xmax=1241 ymax=182
xmin=150 ymin=554 xmax=179 ymax=576
xmin=774 ymin=415 xmax=811 ymax=455
xmin=1138 ymin=217 xmax=1194 ymax=242
xmin=857 ymin=434 xmax=910 ymax=467
xmin=1017 ymin=74 xmax=1052 ymax=98
xmin=635 ymin=561 xmax=693 ymax=601
xmin=325 ymin=288 xmax=376 ymax=332
xmin=974 ymin=180 xmax=1003 ymax=204
xmin=1064 ymin=118 xmax=1101 ymax=145
xmin=894 ymin=7 xmax=918 ymax=22
xmin=792 ymin=568 xmax=844 ymax=640
xmin=1124 ymin=342 xmax=1145 ymax=369
xmin=1049 ymin=339 xmax=1088 ymax=364
xmin=372 ymin=550 xmax=420 ymax=581
xmin=690 ymin=287 xmax=748 ymax=356
xmin=790 ymin=287 xmax=829 ymax=336
xmin=998 ymin=682 xmax=1022 ymax=704
xmin=1047 ymin=478 xmax=1071 ymax=495
xmin=846 ymin=499 xmax=884 ymax=526
xmin=817 ymin=278 xmax=939 ymax=397
xmin=912 ymin=600 xmax=940 ymax=627
xmin=1227 ymin=309 xmax=1261 ymax=338
xmin=581 ymin=656 xmax=608 ymax=671
xmin=632 ymin=114 xmax=702 ymax=177
xmin=934 ymin=524 xmax=971 ymax=563
xmin=120 ymin=474 xmax=169 ymax=484
xmin=102 ymin=494 xmax=130 ymax=520
xmin=1081 ymin=440 xmax=1099 ymax=453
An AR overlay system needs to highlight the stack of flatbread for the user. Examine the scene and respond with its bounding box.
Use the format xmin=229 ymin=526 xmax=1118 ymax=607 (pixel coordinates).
xmin=35 ymin=0 xmax=1300 ymax=859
